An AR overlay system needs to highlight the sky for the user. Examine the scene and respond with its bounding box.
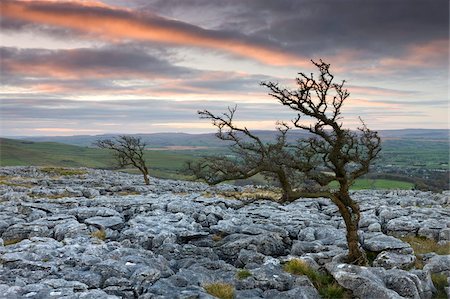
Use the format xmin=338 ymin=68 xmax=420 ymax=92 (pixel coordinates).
xmin=1 ymin=0 xmax=448 ymax=136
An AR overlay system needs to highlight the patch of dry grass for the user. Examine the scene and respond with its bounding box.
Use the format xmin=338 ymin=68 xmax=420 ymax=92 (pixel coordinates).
xmin=90 ymin=229 xmax=106 ymax=240
xmin=3 ymin=238 xmax=23 ymax=246
xmin=401 ymin=236 xmax=450 ymax=255
xmin=0 ymin=175 xmax=34 ymax=188
xmin=204 ymin=187 xmax=281 ymax=202
xmin=401 ymin=236 xmax=450 ymax=270
xmin=203 ymin=282 xmax=234 ymax=299
xmin=40 ymin=167 xmax=87 ymax=176
xmin=28 ymin=192 xmax=72 ymax=200
xmin=211 ymin=234 xmax=223 ymax=242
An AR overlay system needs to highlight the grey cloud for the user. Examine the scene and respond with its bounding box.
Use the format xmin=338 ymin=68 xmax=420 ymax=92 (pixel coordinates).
xmin=0 ymin=46 xmax=276 ymax=95
xmin=134 ymin=0 xmax=449 ymax=59
xmin=0 ymin=98 xmax=291 ymax=123
xmin=0 ymin=46 xmax=195 ymax=78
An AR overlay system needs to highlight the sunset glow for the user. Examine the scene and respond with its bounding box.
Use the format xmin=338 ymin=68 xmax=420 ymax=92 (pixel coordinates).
xmin=1 ymin=0 xmax=448 ymax=136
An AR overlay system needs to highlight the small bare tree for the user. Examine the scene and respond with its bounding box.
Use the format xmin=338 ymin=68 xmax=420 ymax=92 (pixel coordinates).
xmin=95 ymin=135 xmax=150 ymax=185
xmin=187 ymin=106 xmax=318 ymax=202
xmin=262 ymin=60 xmax=381 ymax=265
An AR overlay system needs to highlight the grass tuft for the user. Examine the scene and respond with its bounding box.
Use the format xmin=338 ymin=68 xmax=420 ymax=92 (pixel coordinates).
xmin=3 ymin=238 xmax=23 ymax=246
xmin=0 ymin=175 xmax=34 ymax=188
xmin=236 ymin=269 xmax=252 ymax=280
xmin=212 ymin=234 xmax=223 ymax=242
xmin=206 ymin=188 xmax=282 ymax=202
xmin=365 ymin=251 xmax=380 ymax=266
xmin=90 ymin=229 xmax=106 ymax=240
xmin=28 ymin=192 xmax=71 ymax=199
xmin=203 ymin=282 xmax=234 ymax=299
xmin=401 ymin=236 xmax=450 ymax=255
xmin=41 ymin=167 xmax=87 ymax=176
xmin=400 ymin=236 xmax=449 ymax=269
xmin=283 ymin=259 xmax=349 ymax=299
xmin=431 ymin=273 xmax=449 ymax=299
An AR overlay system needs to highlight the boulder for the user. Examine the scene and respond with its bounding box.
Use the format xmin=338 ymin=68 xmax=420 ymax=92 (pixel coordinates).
xmin=85 ymin=216 xmax=124 ymax=229
xmin=326 ymin=262 xmax=433 ymax=299
xmin=423 ymin=255 xmax=450 ymax=276
xmin=362 ymin=233 xmax=412 ymax=253
xmin=373 ymin=251 xmax=416 ymax=270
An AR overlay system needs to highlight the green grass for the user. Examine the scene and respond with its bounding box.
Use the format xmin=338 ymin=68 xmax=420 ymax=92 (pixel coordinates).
xmin=0 ymin=138 xmax=197 ymax=180
xmin=329 ymin=179 xmax=414 ymax=190
xmin=236 ymin=269 xmax=252 ymax=280
xmin=0 ymin=137 xmax=441 ymax=190
xmin=379 ymin=139 xmax=449 ymax=170
xmin=283 ymin=259 xmax=349 ymax=299
xmin=431 ymin=274 xmax=449 ymax=299
xmin=41 ymin=167 xmax=88 ymax=176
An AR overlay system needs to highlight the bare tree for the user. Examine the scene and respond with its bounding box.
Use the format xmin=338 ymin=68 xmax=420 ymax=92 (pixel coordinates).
xmin=95 ymin=135 xmax=150 ymax=185
xmin=187 ymin=106 xmax=318 ymax=202
xmin=262 ymin=60 xmax=381 ymax=265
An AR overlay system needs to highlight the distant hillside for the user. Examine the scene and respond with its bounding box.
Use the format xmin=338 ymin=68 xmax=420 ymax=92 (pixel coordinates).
xmin=378 ymin=129 xmax=449 ymax=140
xmin=0 ymin=138 xmax=113 ymax=168
xmin=9 ymin=129 xmax=449 ymax=147
xmin=0 ymin=138 xmax=198 ymax=180
xmin=1 ymin=136 xmax=447 ymax=190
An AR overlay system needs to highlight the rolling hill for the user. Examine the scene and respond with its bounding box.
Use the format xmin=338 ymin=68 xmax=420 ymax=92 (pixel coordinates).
xmin=0 ymin=138 xmax=197 ymax=180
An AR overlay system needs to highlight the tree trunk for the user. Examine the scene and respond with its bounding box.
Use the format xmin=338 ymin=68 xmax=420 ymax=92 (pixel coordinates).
xmin=143 ymin=174 xmax=149 ymax=185
xmin=277 ymin=170 xmax=296 ymax=202
xmin=142 ymin=166 xmax=150 ymax=185
xmin=332 ymin=192 xmax=367 ymax=265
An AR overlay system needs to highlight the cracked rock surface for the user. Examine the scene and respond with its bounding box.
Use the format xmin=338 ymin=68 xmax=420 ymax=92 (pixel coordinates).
xmin=0 ymin=167 xmax=449 ymax=298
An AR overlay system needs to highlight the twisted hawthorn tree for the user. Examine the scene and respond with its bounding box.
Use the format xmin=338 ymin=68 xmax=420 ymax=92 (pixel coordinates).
xmin=192 ymin=60 xmax=381 ymax=265
xmin=95 ymin=135 xmax=150 ymax=185
xmin=187 ymin=106 xmax=319 ymax=202
xmin=262 ymin=60 xmax=381 ymax=264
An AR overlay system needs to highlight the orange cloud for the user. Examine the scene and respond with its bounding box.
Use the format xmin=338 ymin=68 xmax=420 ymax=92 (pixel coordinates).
xmin=2 ymin=0 xmax=310 ymax=67
xmin=4 ymin=59 xmax=170 ymax=80
xmin=379 ymin=39 xmax=448 ymax=68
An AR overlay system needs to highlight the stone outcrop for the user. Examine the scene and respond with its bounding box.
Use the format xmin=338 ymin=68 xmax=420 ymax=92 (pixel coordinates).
xmin=0 ymin=166 xmax=448 ymax=298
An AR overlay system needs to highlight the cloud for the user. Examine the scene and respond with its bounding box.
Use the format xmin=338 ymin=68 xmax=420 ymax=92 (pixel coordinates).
xmin=133 ymin=0 xmax=448 ymax=55
xmin=1 ymin=0 xmax=311 ymax=67
xmin=1 ymin=95 xmax=447 ymax=136
xmin=0 ymin=46 xmax=194 ymax=80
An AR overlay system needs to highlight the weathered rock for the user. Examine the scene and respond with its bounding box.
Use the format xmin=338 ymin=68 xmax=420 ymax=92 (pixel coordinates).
xmin=85 ymin=216 xmax=124 ymax=229
xmin=326 ymin=262 xmax=433 ymax=299
xmin=54 ymin=219 xmax=88 ymax=240
xmin=0 ymin=166 xmax=448 ymax=298
xmin=82 ymin=188 xmax=100 ymax=198
xmin=216 ymin=233 xmax=288 ymax=263
xmin=2 ymin=223 xmax=52 ymax=243
xmin=362 ymin=233 xmax=413 ymax=253
xmin=373 ymin=251 xmax=416 ymax=270
xmin=423 ymin=255 xmax=450 ymax=276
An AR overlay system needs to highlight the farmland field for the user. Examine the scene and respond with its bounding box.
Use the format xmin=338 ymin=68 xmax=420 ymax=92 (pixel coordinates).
xmin=1 ymin=132 xmax=448 ymax=191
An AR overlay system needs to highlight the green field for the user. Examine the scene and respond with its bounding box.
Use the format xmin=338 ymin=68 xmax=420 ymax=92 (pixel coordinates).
xmin=0 ymin=137 xmax=435 ymax=189
xmin=378 ymin=139 xmax=449 ymax=169
xmin=0 ymin=138 xmax=196 ymax=180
